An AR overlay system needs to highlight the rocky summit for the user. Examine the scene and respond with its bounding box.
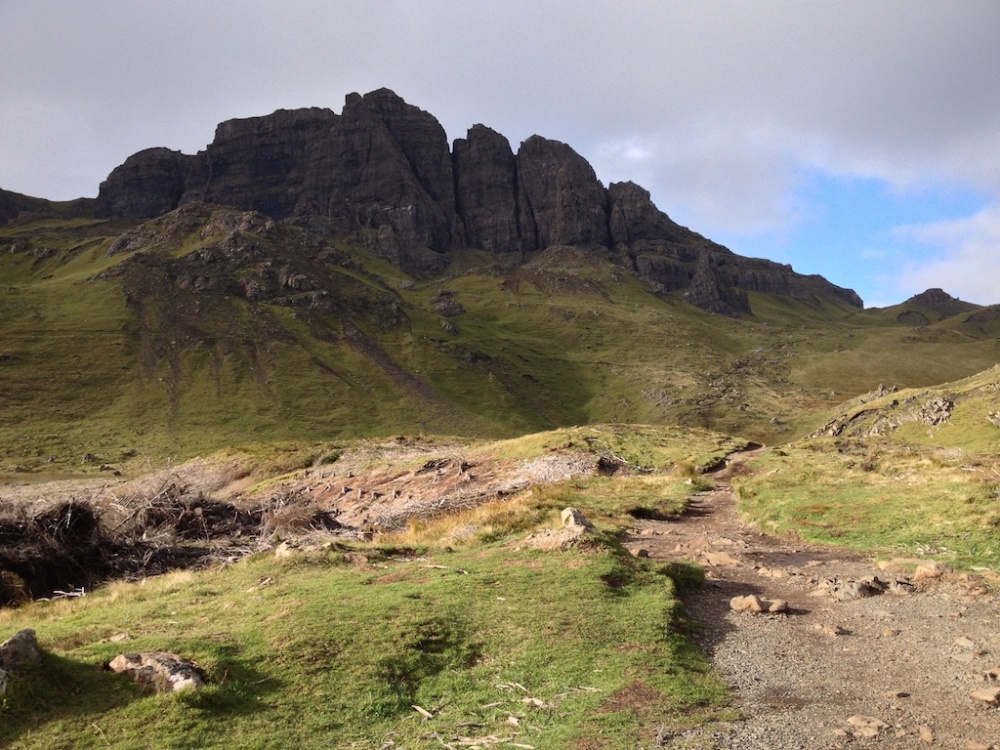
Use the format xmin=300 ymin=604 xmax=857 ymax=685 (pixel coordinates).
xmin=94 ymin=88 xmax=861 ymax=315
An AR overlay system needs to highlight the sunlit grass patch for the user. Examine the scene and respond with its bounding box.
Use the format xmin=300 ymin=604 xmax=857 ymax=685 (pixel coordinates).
xmin=733 ymin=442 xmax=1000 ymax=568
xmin=0 ymin=540 xmax=731 ymax=749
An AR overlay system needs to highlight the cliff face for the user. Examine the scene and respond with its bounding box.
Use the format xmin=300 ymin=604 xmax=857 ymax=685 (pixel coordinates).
xmin=98 ymin=147 xmax=195 ymax=219
xmin=95 ymin=88 xmax=862 ymax=313
xmin=453 ymin=124 xmax=534 ymax=255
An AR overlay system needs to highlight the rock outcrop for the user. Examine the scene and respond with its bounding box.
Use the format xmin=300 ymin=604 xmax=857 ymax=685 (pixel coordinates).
xmin=92 ymin=88 xmax=863 ymax=313
xmin=0 ymin=628 xmax=40 ymax=669
xmin=98 ymin=147 xmax=195 ymax=219
xmin=683 ymin=251 xmax=750 ymax=317
xmin=453 ymin=124 xmax=534 ymax=255
xmin=903 ymin=288 xmax=977 ymax=319
xmin=516 ymin=135 xmax=611 ymax=249
xmin=0 ymin=188 xmax=94 ymax=225
xmin=107 ymin=651 xmax=205 ymax=692
xmin=0 ymin=189 xmax=51 ymax=225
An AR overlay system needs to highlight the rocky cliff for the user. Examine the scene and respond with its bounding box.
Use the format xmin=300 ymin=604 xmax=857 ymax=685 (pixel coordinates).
xmin=94 ymin=88 xmax=862 ymax=313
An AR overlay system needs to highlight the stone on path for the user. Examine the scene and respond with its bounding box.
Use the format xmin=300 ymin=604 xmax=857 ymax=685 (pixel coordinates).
xmin=701 ymin=550 xmax=740 ymax=567
xmin=729 ymin=594 xmax=788 ymax=614
xmin=970 ymin=687 xmax=1000 ymax=705
xmin=846 ymin=714 xmax=889 ymax=738
xmin=918 ymin=724 xmax=935 ymax=743
xmin=730 ymin=594 xmax=764 ymax=613
xmin=814 ymin=623 xmax=848 ymax=637
xmin=756 ymin=566 xmax=788 ymax=578
xmin=979 ymin=667 xmax=1000 ymax=682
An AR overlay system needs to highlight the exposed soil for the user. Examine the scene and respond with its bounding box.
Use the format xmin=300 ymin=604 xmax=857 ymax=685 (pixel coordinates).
xmin=623 ymin=450 xmax=1000 ymax=749
xmin=0 ymin=442 xmax=601 ymax=602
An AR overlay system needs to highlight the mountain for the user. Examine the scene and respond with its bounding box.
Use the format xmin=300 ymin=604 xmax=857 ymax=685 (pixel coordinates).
xmin=884 ymin=287 xmax=979 ymax=326
xmin=1 ymin=89 xmax=997 ymax=470
xmin=93 ymin=88 xmax=861 ymax=316
xmin=0 ymin=187 xmax=94 ymax=225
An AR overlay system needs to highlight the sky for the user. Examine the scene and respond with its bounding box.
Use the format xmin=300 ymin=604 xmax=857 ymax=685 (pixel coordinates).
xmin=1 ymin=1 xmax=999 ymax=308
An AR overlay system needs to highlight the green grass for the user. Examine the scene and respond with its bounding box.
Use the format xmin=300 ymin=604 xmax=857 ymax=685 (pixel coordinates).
xmin=475 ymin=424 xmax=750 ymax=468
xmin=0 ymin=541 xmax=731 ymax=749
xmin=733 ymin=441 xmax=1000 ymax=569
xmin=2 ymin=209 xmax=997 ymax=469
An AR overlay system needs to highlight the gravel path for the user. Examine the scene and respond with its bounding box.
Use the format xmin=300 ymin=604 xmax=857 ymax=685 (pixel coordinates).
xmin=624 ymin=453 xmax=1000 ymax=749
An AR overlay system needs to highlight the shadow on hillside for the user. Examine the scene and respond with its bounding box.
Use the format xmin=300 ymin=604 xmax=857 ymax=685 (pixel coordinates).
xmin=0 ymin=649 xmax=276 ymax=745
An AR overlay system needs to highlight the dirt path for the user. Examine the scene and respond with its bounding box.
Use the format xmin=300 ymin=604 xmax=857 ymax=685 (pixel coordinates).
xmin=623 ymin=451 xmax=1000 ymax=749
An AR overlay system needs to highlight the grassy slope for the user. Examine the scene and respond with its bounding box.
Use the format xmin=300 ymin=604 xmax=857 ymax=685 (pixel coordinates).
xmin=0 ymin=424 xmax=740 ymax=749
xmin=732 ymin=367 xmax=1000 ymax=568
xmin=0 ymin=547 xmax=729 ymax=750
xmin=3 ymin=214 xmax=999 ymax=472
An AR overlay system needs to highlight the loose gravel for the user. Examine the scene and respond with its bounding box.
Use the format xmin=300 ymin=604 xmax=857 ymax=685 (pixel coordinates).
xmin=624 ymin=455 xmax=1000 ymax=749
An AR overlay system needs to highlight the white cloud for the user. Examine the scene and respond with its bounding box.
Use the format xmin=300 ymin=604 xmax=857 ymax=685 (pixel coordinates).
xmin=891 ymin=205 xmax=1000 ymax=306
xmin=591 ymin=125 xmax=805 ymax=237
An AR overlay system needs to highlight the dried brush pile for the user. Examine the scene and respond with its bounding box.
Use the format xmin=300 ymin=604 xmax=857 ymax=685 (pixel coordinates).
xmin=0 ymin=479 xmax=268 ymax=607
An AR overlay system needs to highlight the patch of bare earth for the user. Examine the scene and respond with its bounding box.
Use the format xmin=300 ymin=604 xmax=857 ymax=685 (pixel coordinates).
xmin=623 ymin=452 xmax=1000 ymax=749
xmin=237 ymin=445 xmax=597 ymax=535
xmin=0 ymin=442 xmax=600 ymax=599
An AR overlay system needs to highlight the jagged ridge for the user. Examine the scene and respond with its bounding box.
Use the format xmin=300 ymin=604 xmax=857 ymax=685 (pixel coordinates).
xmin=94 ymin=89 xmax=862 ymax=315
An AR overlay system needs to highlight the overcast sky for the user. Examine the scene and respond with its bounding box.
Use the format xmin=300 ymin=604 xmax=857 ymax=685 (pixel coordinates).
xmin=2 ymin=1 xmax=998 ymax=307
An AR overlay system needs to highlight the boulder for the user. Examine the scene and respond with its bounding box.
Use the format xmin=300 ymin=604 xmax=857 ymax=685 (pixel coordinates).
xmin=520 ymin=508 xmax=597 ymax=551
xmin=107 ymin=651 xmax=205 ymax=692
xmin=0 ymin=628 xmax=41 ymax=669
xmin=560 ymin=507 xmax=595 ymax=530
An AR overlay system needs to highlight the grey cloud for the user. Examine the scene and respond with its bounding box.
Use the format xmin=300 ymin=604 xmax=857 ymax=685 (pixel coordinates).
xmin=2 ymin=0 xmax=998 ymax=232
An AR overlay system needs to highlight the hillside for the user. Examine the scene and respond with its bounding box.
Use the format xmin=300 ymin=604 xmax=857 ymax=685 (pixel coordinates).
xmin=3 ymin=88 xmax=997 ymax=472
xmin=1 ymin=198 xmax=998 ymax=472
xmin=1 ymin=409 xmax=998 ymax=747
xmin=2 ymin=88 xmax=1000 ymax=747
